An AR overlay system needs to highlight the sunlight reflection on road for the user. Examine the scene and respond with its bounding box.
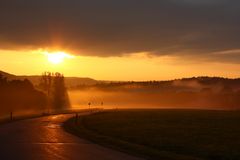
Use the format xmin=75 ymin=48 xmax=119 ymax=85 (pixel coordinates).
xmin=0 ymin=114 xmax=142 ymax=160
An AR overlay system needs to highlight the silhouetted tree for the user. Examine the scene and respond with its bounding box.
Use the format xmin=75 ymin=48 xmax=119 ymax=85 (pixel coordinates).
xmin=39 ymin=72 xmax=70 ymax=111
xmin=39 ymin=72 xmax=52 ymax=97
xmin=52 ymin=72 xmax=70 ymax=110
xmin=39 ymin=72 xmax=53 ymax=113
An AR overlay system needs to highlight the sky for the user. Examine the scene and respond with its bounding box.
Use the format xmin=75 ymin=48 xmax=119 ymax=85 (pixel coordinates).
xmin=0 ymin=0 xmax=240 ymax=80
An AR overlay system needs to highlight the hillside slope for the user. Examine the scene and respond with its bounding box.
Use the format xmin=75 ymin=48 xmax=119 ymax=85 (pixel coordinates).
xmin=0 ymin=70 xmax=98 ymax=87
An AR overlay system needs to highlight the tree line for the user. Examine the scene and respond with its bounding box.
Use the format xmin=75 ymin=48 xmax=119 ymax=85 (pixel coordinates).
xmin=0 ymin=74 xmax=47 ymax=114
xmin=0 ymin=72 xmax=70 ymax=116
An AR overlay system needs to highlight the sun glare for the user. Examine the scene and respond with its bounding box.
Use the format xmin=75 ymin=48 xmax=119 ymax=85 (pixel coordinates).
xmin=43 ymin=51 xmax=74 ymax=64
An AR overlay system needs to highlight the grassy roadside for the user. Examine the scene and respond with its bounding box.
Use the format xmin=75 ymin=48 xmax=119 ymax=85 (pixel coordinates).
xmin=0 ymin=108 xmax=97 ymax=125
xmin=63 ymin=110 xmax=205 ymax=160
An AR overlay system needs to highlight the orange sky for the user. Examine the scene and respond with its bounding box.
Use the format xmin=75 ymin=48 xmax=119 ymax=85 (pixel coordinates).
xmin=1 ymin=1 xmax=240 ymax=80
xmin=1 ymin=49 xmax=240 ymax=81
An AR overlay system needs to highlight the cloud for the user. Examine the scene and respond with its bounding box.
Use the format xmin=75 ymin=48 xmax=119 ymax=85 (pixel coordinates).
xmin=0 ymin=0 xmax=240 ymax=62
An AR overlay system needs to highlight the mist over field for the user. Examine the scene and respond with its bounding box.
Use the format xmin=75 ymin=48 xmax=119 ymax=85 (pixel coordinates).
xmin=1 ymin=70 xmax=240 ymax=119
xmin=69 ymin=77 xmax=240 ymax=110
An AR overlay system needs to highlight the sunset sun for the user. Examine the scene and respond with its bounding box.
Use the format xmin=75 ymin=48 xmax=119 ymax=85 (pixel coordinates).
xmin=44 ymin=51 xmax=74 ymax=64
xmin=0 ymin=1 xmax=240 ymax=159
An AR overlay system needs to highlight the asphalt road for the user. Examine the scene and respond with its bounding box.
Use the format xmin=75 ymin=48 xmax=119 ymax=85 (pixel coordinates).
xmin=0 ymin=114 xmax=142 ymax=160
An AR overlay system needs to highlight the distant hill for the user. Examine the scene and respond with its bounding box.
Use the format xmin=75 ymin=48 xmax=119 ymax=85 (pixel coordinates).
xmin=0 ymin=70 xmax=98 ymax=87
xmin=72 ymin=76 xmax=240 ymax=92
xmin=70 ymin=76 xmax=240 ymax=110
xmin=0 ymin=73 xmax=47 ymax=115
xmin=0 ymin=71 xmax=16 ymax=79
xmin=1 ymin=70 xmax=240 ymax=91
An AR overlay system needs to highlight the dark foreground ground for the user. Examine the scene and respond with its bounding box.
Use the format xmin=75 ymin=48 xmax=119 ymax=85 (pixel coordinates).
xmin=64 ymin=109 xmax=240 ymax=160
xmin=0 ymin=113 xmax=142 ymax=160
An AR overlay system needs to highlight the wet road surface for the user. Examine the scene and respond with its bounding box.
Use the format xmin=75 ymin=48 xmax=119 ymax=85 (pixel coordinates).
xmin=0 ymin=114 xmax=142 ymax=160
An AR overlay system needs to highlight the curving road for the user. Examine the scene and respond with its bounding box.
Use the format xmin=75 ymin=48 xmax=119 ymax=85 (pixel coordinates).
xmin=0 ymin=113 xmax=142 ymax=160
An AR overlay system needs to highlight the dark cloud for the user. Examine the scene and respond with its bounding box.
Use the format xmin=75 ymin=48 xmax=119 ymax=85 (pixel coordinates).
xmin=0 ymin=0 xmax=240 ymax=61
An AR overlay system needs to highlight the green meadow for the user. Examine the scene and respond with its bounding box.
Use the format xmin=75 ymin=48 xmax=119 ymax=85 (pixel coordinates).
xmin=64 ymin=109 xmax=240 ymax=160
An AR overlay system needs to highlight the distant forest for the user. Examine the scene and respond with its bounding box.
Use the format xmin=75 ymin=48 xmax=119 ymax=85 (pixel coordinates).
xmin=71 ymin=77 xmax=240 ymax=92
xmin=71 ymin=77 xmax=240 ymax=109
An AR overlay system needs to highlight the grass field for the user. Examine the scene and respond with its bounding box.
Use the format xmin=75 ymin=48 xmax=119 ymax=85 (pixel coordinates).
xmin=64 ymin=109 xmax=240 ymax=160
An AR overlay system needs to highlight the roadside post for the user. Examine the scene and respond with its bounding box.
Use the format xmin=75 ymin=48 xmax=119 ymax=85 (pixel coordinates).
xmin=10 ymin=112 xmax=13 ymax=121
xmin=75 ymin=113 xmax=78 ymax=124
xmin=88 ymin=102 xmax=91 ymax=112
